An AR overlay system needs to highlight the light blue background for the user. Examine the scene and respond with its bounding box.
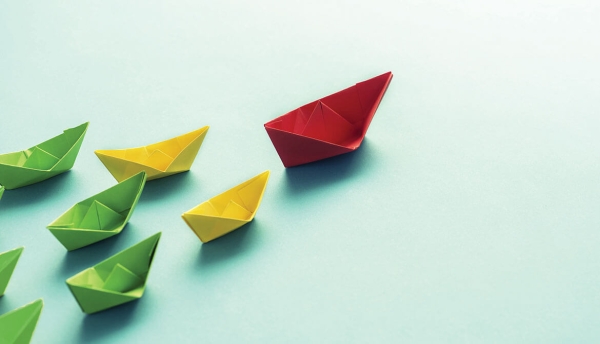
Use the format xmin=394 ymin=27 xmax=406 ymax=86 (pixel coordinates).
xmin=1 ymin=1 xmax=600 ymax=343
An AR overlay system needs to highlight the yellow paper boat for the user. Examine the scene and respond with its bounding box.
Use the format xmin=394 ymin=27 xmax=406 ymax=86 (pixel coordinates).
xmin=182 ymin=171 xmax=270 ymax=243
xmin=95 ymin=126 xmax=209 ymax=182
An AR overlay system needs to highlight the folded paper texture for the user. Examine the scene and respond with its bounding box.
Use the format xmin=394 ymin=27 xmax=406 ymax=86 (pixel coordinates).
xmin=66 ymin=232 xmax=161 ymax=314
xmin=0 ymin=122 xmax=89 ymax=189
xmin=0 ymin=186 xmax=4 ymax=202
xmin=47 ymin=171 xmax=146 ymax=251
xmin=264 ymin=72 xmax=392 ymax=167
xmin=95 ymin=126 xmax=209 ymax=182
xmin=0 ymin=247 xmax=24 ymax=297
xmin=0 ymin=299 xmax=43 ymax=344
xmin=182 ymin=171 xmax=270 ymax=243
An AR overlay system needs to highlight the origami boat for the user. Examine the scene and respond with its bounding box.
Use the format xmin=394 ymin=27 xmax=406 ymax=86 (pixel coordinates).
xmin=47 ymin=171 xmax=147 ymax=251
xmin=95 ymin=126 xmax=209 ymax=182
xmin=264 ymin=72 xmax=392 ymax=167
xmin=0 ymin=247 xmax=24 ymax=297
xmin=0 ymin=299 xmax=43 ymax=343
xmin=182 ymin=171 xmax=270 ymax=243
xmin=66 ymin=232 xmax=161 ymax=314
xmin=0 ymin=122 xmax=89 ymax=189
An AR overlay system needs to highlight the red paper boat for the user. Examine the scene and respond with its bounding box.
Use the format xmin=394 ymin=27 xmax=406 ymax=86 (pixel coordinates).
xmin=264 ymin=72 xmax=392 ymax=167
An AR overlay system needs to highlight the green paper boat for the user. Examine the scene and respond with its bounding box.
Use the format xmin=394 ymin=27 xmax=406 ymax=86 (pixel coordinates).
xmin=0 ymin=247 xmax=24 ymax=297
xmin=0 ymin=122 xmax=88 ymax=190
xmin=0 ymin=299 xmax=43 ymax=344
xmin=66 ymin=232 xmax=161 ymax=314
xmin=47 ymin=171 xmax=147 ymax=251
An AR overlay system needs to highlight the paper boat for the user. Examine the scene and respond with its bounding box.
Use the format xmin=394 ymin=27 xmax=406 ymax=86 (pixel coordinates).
xmin=264 ymin=72 xmax=392 ymax=167
xmin=47 ymin=172 xmax=147 ymax=251
xmin=66 ymin=232 xmax=161 ymax=314
xmin=0 ymin=122 xmax=89 ymax=189
xmin=0 ymin=299 xmax=43 ymax=344
xmin=182 ymin=171 xmax=270 ymax=243
xmin=95 ymin=126 xmax=209 ymax=182
xmin=0 ymin=247 xmax=24 ymax=297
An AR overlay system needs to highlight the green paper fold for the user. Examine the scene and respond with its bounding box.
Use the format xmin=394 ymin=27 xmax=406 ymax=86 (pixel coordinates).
xmin=0 ymin=122 xmax=88 ymax=190
xmin=0 ymin=247 xmax=24 ymax=297
xmin=0 ymin=299 xmax=43 ymax=344
xmin=0 ymin=185 xmax=4 ymax=202
xmin=66 ymin=232 xmax=161 ymax=314
xmin=47 ymin=171 xmax=147 ymax=251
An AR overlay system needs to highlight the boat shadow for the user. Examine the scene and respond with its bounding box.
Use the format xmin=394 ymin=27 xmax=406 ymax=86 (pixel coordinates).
xmin=56 ymin=224 xmax=137 ymax=279
xmin=0 ymin=296 xmax=19 ymax=314
xmin=76 ymin=291 xmax=149 ymax=342
xmin=283 ymin=139 xmax=375 ymax=194
xmin=138 ymin=172 xmax=193 ymax=203
xmin=0 ymin=172 xmax=72 ymax=210
xmin=195 ymin=220 xmax=258 ymax=267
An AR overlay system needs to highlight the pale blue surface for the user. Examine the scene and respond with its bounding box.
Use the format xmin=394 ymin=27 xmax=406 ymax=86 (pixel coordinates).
xmin=1 ymin=1 xmax=600 ymax=343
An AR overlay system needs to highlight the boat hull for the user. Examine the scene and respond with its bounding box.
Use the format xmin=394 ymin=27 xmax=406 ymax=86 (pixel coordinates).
xmin=0 ymin=122 xmax=89 ymax=189
xmin=264 ymin=72 xmax=392 ymax=167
